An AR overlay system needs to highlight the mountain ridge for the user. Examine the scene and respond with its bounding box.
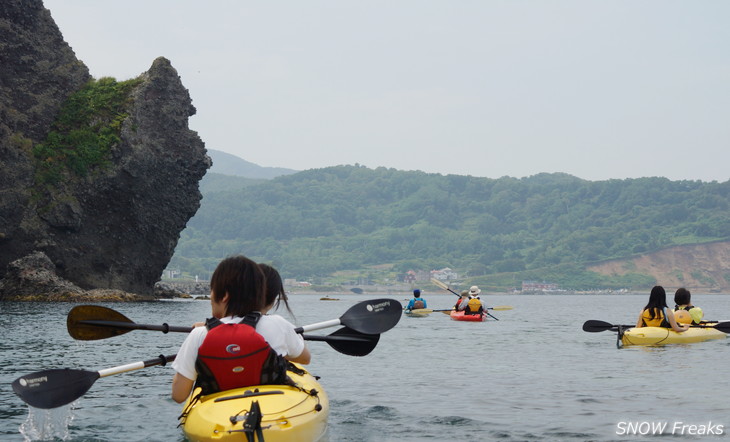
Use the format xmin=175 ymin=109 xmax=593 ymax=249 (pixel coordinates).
xmin=170 ymin=166 xmax=730 ymax=291
xmin=207 ymin=149 xmax=297 ymax=179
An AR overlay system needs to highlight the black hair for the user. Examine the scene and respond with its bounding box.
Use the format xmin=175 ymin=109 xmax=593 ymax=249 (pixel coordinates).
xmin=209 ymin=255 xmax=266 ymax=317
xmin=674 ymin=287 xmax=691 ymax=306
xmin=643 ymin=285 xmax=668 ymax=320
xmin=259 ymin=263 xmax=293 ymax=316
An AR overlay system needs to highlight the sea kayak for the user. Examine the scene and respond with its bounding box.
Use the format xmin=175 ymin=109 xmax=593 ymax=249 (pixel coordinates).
xmin=449 ymin=310 xmax=485 ymax=322
xmin=404 ymin=308 xmax=430 ymax=317
xmin=621 ymin=323 xmax=726 ymax=346
xmin=180 ymin=363 xmax=329 ymax=442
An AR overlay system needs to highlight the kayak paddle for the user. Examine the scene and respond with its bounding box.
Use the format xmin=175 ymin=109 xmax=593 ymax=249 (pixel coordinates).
xmin=582 ymin=320 xmax=633 ymax=332
xmin=582 ymin=319 xmax=730 ymax=333
xmin=68 ymin=298 xmax=401 ymax=339
xmin=430 ymin=278 xmax=464 ymax=297
xmin=67 ymin=305 xmax=192 ymax=340
xmin=302 ymin=327 xmax=379 ymax=356
xmin=293 ymin=298 xmax=402 ymax=334
xmin=12 ymin=354 xmax=175 ymax=410
xmin=67 ymin=305 xmax=380 ymax=356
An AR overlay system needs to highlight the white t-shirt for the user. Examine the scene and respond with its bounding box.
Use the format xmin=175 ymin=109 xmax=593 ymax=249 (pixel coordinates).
xmin=171 ymin=314 xmax=305 ymax=381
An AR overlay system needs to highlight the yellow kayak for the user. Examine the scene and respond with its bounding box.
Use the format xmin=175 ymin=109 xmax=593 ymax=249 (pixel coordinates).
xmin=404 ymin=308 xmax=430 ymax=317
xmin=180 ymin=364 xmax=329 ymax=442
xmin=621 ymin=323 xmax=726 ymax=346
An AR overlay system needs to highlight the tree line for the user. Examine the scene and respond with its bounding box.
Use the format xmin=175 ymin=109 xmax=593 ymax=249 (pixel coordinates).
xmin=169 ymin=165 xmax=730 ymax=290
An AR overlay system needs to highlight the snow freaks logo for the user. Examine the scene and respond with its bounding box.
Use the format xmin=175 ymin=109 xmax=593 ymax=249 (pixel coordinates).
xmin=616 ymin=421 xmax=724 ymax=436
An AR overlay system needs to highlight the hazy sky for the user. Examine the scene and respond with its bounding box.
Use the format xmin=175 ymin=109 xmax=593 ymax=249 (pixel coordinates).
xmin=43 ymin=1 xmax=729 ymax=182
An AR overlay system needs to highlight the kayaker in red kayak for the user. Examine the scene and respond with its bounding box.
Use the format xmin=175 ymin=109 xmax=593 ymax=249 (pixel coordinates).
xmin=458 ymin=286 xmax=486 ymax=316
xmin=454 ymin=290 xmax=469 ymax=310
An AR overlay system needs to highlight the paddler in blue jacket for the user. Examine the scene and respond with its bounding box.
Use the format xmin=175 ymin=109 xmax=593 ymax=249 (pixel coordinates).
xmin=406 ymin=289 xmax=427 ymax=310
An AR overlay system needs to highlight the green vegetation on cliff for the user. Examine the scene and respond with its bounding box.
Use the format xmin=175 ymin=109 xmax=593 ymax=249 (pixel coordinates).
xmin=33 ymin=77 xmax=141 ymax=184
xmin=170 ymin=166 xmax=730 ymax=290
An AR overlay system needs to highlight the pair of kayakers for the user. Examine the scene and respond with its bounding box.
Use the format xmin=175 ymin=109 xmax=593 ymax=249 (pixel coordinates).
xmin=455 ymin=286 xmax=487 ymax=316
xmin=635 ymin=286 xmax=703 ymax=332
xmin=171 ymin=256 xmax=310 ymax=404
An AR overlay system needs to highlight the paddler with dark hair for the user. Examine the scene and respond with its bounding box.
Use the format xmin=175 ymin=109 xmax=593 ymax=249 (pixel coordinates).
xmin=259 ymin=262 xmax=295 ymax=316
xmin=635 ymin=285 xmax=688 ymax=332
xmin=171 ymin=255 xmax=310 ymax=403
xmin=406 ymin=289 xmax=427 ymax=310
xmin=673 ymin=287 xmax=704 ymax=325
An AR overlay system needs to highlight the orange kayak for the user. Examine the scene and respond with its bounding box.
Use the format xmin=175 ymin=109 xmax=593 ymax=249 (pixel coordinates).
xmin=449 ymin=310 xmax=485 ymax=322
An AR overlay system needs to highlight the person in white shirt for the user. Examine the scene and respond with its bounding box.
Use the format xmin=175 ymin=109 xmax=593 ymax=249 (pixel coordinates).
xmin=171 ymin=255 xmax=310 ymax=403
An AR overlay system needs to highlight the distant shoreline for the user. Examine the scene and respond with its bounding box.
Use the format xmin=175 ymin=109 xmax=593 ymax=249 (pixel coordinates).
xmin=158 ymin=280 xmax=730 ymax=298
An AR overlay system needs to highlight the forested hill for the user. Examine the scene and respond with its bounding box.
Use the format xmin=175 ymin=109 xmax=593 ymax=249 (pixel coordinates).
xmin=170 ymin=166 xmax=730 ymax=290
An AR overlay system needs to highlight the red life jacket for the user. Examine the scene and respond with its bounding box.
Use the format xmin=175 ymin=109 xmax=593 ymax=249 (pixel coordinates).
xmin=195 ymin=313 xmax=288 ymax=395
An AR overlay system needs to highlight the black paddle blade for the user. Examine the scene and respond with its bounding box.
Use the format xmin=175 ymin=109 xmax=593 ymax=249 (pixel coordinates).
xmin=342 ymin=298 xmax=402 ymax=334
xmin=582 ymin=320 xmax=617 ymax=333
xmin=68 ymin=305 xmax=135 ymax=340
xmin=326 ymin=327 xmax=379 ymax=356
xmin=712 ymin=321 xmax=730 ymax=333
xmin=12 ymin=368 xmax=100 ymax=409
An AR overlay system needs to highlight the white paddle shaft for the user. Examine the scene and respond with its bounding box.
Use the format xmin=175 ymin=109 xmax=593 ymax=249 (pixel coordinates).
xmin=98 ymin=354 xmax=175 ymax=378
xmin=98 ymin=361 xmax=146 ymax=378
xmin=297 ymin=319 xmax=341 ymax=333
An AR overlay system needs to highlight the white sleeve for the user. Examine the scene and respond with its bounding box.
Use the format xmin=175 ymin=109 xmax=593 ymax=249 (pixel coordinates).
xmin=282 ymin=321 xmax=305 ymax=358
xmin=171 ymin=326 xmax=207 ymax=381
xmin=258 ymin=315 xmax=305 ymax=358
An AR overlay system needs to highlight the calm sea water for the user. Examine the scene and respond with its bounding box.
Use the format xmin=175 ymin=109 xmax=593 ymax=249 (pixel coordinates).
xmin=2 ymin=293 xmax=730 ymax=441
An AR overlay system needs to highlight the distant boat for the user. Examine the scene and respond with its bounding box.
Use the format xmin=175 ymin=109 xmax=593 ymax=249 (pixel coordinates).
xmin=350 ymin=288 xmax=363 ymax=294
xmin=320 ymin=297 xmax=340 ymax=301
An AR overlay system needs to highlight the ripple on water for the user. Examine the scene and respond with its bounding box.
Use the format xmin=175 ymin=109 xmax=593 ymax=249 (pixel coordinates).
xmin=18 ymin=407 xmax=74 ymax=442
xmin=4 ymin=295 xmax=730 ymax=441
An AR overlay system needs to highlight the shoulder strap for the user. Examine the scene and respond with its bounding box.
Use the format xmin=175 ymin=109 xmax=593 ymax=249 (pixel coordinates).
xmin=205 ymin=317 xmax=222 ymax=330
xmin=241 ymin=312 xmax=262 ymax=328
xmin=205 ymin=313 xmax=262 ymax=330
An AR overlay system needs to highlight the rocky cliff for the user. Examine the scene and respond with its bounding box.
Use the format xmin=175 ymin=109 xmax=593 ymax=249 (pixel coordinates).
xmin=588 ymin=240 xmax=730 ymax=293
xmin=0 ymin=0 xmax=210 ymax=299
